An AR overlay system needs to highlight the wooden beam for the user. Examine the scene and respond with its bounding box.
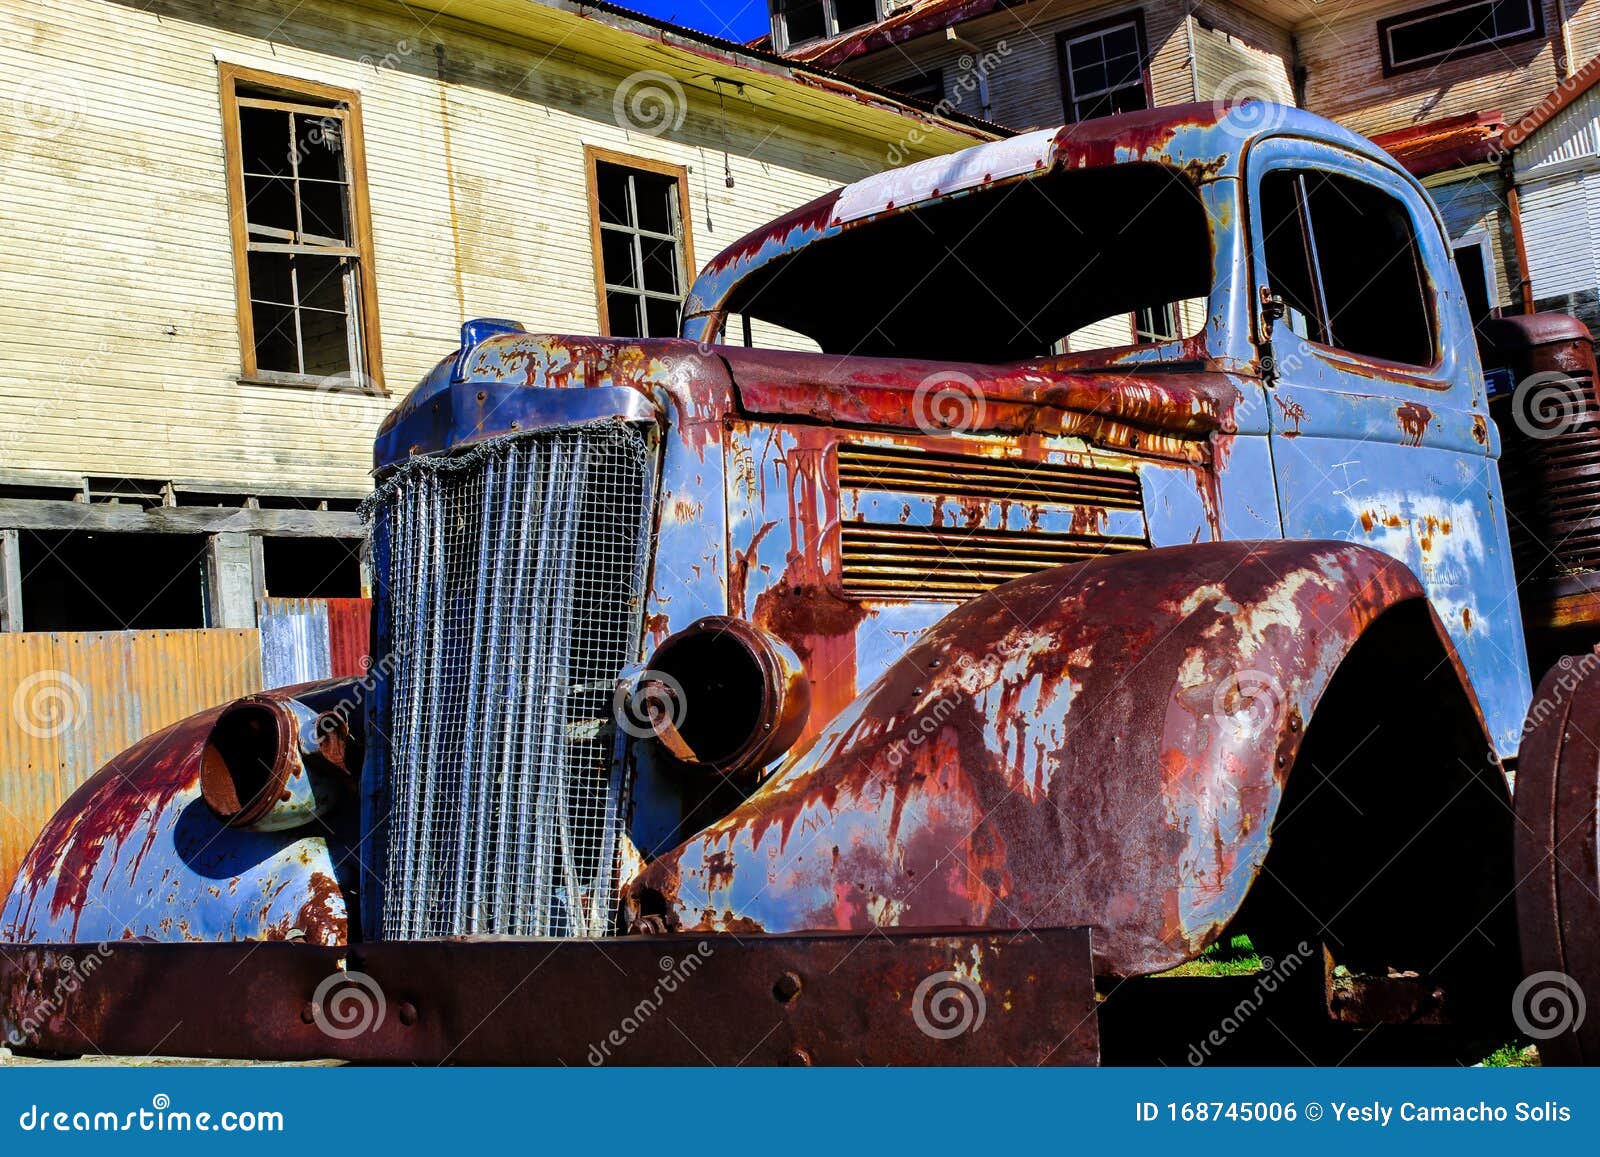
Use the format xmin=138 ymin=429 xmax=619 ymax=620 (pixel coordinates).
xmin=206 ymin=533 xmax=258 ymax=629
xmin=0 ymin=529 xmax=21 ymax=632
xmin=0 ymin=499 xmax=363 ymax=538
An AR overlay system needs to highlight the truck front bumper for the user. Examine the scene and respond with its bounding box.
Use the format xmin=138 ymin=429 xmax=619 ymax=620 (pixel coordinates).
xmin=0 ymin=927 xmax=1098 ymax=1065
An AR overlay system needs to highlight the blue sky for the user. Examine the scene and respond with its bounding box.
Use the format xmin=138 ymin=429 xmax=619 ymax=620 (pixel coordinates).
xmin=622 ymin=0 xmax=771 ymax=42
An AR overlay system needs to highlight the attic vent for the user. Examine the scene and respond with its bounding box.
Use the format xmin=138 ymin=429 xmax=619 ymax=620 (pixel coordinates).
xmin=836 ymin=443 xmax=1149 ymax=599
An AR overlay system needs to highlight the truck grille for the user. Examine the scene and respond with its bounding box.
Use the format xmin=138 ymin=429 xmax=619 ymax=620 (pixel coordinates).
xmin=837 ymin=443 xmax=1148 ymax=598
xmin=1495 ymin=370 xmax=1600 ymax=579
xmin=368 ymin=421 xmax=655 ymax=938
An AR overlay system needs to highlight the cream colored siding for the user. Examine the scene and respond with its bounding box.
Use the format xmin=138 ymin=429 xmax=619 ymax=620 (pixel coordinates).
xmin=1191 ymin=2 xmax=1296 ymax=104
xmin=1298 ymin=0 xmax=1566 ymax=137
xmin=0 ymin=0 xmax=957 ymax=499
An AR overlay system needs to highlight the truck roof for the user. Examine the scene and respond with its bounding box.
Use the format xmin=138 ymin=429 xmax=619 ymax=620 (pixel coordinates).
xmin=682 ymin=102 xmax=1402 ymax=326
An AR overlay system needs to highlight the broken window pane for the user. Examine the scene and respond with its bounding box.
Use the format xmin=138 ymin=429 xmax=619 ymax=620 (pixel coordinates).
xmin=1061 ymin=21 xmax=1149 ymax=123
xmin=233 ymin=92 xmax=364 ymax=382
xmin=594 ymin=160 xmax=686 ymax=338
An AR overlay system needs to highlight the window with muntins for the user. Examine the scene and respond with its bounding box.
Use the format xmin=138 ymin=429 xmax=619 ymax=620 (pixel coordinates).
xmin=221 ymin=66 xmax=381 ymax=389
xmin=591 ymin=157 xmax=691 ymax=339
xmin=1059 ymin=17 xmax=1149 ymax=123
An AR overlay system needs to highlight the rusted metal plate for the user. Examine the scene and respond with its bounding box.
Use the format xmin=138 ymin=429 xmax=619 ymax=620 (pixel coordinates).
xmin=0 ymin=928 xmax=1097 ymax=1066
xmin=0 ymin=629 xmax=262 ymax=895
xmin=324 ymin=598 xmax=372 ymax=679
xmin=1514 ymin=653 xmax=1600 ymax=1065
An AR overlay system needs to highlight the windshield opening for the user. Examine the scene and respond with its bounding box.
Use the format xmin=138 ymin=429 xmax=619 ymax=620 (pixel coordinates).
xmin=711 ymin=163 xmax=1214 ymax=363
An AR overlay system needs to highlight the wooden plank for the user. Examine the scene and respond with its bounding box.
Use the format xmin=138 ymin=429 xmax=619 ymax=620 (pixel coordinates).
xmin=0 ymin=498 xmax=363 ymax=537
xmin=0 ymin=530 xmax=21 ymax=632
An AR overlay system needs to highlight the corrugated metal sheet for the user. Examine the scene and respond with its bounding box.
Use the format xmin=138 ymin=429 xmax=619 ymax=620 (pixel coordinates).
xmin=0 ymin=628 xmax=261 ymax=891
xmin=325 ymin=598 xmax=372 ymax=679
xmin=259 ymin=597 xmax=332 ymax=688
xmin=259 ymin=597 xmax=372 ymax=686
xmin=1520 ymin=169 xmax=1599 ymax=299
xmin=1517 ymin=85 xmax=1600 ymax=175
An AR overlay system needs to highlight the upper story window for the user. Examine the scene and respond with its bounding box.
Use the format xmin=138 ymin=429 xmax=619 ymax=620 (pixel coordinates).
xmin=586 ymin=148 xmax=694 ymax=339
xmin=770 ymin=0 xmax=886 ymax=52
xmin=888 ymin=68 xmax=945 ymax=104
xmin=1058 ymin=14 xmax=1151 ymax=123
xmin=1259 ymin=170 xmax=1435 ymax=366
xmin=219 ymin=64 xmax=383 ymax=391
xmin=1378 ymin=0 xmax=1543 ymax=74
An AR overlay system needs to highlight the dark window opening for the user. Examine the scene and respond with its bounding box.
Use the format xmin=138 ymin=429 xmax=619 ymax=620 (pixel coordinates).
xmin=771 ymin=0 xmax=881 ymax=48
xmin=1260 ymin=170 xmax=1435 ymax=366
xmin=888 ymin=68 xmax=945 ymax=104
xmin=595 ymin=161 xmax=687 ymax=339
xmin=262 ymin=536 xmax=362 ymax=598
xmin=720 ymin=163 xmax=1212 ymax=362
xmin=1059 ymin=17 xmax=1149 ymax=123
xmin=1379 ymin=0 xmax=1542 ymax=73
xmin=1453 ymin=241 xmax=1495 ymax=329
xmin=18 ymin=531 xmax=208 ymax=631
xmin=834 ymin=0 xmax=879 ymax=33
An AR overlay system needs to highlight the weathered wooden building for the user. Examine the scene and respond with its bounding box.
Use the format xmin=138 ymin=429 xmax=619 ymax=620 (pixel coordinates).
xmin=0 ymin=0 xmax=995 ymax=887
xmin=0 ymin=0 xmax=994 ymax=636
xmin=761 ymin=0 xmax=1600 ymax=335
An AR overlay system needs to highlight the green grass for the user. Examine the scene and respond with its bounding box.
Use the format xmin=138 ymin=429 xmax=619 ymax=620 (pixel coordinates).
xmin=1478 ymin=1042 xmax=1540 ymax=1067
xmin=1157 ymin=934 xmax=1264 ymax=978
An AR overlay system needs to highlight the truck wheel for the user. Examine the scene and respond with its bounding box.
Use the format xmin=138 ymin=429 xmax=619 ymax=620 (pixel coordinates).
xmin=1514 ymin=653 xmax=1600 ymax=1065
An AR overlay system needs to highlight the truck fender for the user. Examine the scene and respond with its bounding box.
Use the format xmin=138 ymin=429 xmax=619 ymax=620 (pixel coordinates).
xmin=628 ymin=540 xmax=1504 ymax=977
xmin=0 ymin=680 xmax=365 ymax=947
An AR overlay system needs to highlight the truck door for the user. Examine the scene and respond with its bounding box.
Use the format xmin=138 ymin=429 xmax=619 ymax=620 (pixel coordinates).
xmin=1245 ymin=137 xmax=1531 ymax=756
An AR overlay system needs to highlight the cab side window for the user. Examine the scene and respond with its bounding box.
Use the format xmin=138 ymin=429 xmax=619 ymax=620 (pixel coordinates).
xmin=1260 ymin=170 xmax=1435 ymax=367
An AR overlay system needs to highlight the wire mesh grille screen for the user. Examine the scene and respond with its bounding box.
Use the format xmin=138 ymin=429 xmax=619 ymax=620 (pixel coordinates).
xmin=369 ymin=422 xmax=655 ymax=938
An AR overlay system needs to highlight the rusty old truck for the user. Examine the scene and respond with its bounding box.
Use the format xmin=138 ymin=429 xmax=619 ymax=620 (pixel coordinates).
xmin=7 ymin=102 xmax=1600 ymax=1066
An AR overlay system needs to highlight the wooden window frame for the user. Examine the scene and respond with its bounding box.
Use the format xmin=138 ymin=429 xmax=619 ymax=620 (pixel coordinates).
xmin=219 ymin=63 xmax=384 ymax=393
xmin=771 ymin=0 xmax=887 ymax=53
xmin=1377 ymin=0 xmax=1544 ymax=76
xmin=584 ymin=146 xmax=696 ymax=339
xmin=1056 ymin=11 xmax=1153 ymax=125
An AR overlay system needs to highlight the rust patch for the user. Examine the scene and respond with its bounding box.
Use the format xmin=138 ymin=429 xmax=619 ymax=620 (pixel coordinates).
xmin=1397 ymin=401 xmax=1432 ymax=447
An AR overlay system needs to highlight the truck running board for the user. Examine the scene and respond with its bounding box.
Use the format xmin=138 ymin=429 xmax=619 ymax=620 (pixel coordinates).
xmin=0 ymin=927 xmax=1098 ymax=1066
